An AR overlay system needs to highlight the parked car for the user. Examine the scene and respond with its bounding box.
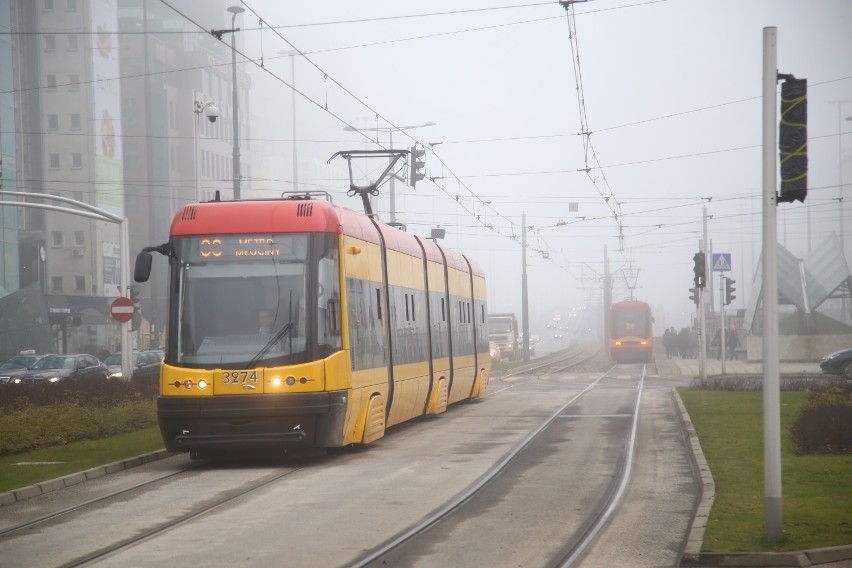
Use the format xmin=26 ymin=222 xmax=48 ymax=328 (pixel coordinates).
xmin=819 ymin=347 xmax=852 ymax=379
xmin=102 ymin=350 xmax=163 ymax=381
xmin=18 ymin=354 xmax=109 ymax=384
xmin=0 ymin=352 xmax=48 ymax=385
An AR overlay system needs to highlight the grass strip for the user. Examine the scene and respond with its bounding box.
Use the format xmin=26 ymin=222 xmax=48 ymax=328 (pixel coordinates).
xmin=678 ymin=389 xmax=852 ymax=552
xmin=0 ymin=426 xmax=164 ymax=494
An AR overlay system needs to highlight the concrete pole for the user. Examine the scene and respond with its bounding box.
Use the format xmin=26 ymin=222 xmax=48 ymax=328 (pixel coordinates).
xmin=762 ymin=26 xmax=783 ymax=542
xmin=521 ymin=213 xmax=530 ymax=362
xmin=292 ymin=55 xmax=299 ymax=193
xmin=119 ymin=218 xmax=132 ymax=380
xmin=389 ymin=130 xmax=396 ymax=223
xmin=721 ymin=275 xmax=727 ymax=375
xmin=229 ymin=8 xmax=242 ymax=200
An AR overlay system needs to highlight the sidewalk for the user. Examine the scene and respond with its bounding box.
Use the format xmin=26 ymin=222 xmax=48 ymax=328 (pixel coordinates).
xmin=657 ymin=356 xmax=822 ymax=377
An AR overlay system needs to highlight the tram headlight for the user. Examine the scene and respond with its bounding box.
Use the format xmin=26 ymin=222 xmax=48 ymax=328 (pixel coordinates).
xmin=271 ymin=376 xmax=282 ymax=387
xmin=198 ymin=379 xmax=208 ymax=389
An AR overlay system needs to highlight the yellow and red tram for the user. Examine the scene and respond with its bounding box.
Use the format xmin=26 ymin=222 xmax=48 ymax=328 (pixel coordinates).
xmin=609 ymin=300 xmax=654 ymax=363
xmin=134 ymin=195 xmax=490 ymax=456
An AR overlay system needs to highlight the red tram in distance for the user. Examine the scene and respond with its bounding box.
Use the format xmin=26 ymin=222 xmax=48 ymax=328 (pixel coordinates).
xmin=134 ymin=193 xmax=491 ymax=458
xmin=609 ymin=300 xmax=654 ymax=363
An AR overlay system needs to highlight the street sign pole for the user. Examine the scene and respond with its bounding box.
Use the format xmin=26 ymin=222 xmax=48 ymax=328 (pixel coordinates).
xmin=721 ymin=275 xmax=727 ymax=375
xmin=120 ymin=218 xmax=132 ymax=380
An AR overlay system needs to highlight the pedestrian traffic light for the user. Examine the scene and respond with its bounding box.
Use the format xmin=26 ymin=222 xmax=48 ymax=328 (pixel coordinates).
xmin=693 ymin=252 xmax=706 ymax=289
xmin=778 ymin=75 xmax=807 ymax=204
xmin=725 ymin=277 xmax=736 ymax=306
xmin=407 ymin=145 xmax=426 ymax=188
xmin=689 ymin=286 xmax=699 ymax=306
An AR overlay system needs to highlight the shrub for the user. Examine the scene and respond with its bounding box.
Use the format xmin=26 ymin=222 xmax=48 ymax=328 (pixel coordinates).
xmin=790 ymin=386 xmax=852 ymax=454
xmin=0 ymin=399 xmax=157 ymax=455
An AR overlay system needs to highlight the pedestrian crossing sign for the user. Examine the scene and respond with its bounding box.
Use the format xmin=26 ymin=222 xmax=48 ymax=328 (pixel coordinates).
xmin=712 ymin=253 xmax=731 ymax=272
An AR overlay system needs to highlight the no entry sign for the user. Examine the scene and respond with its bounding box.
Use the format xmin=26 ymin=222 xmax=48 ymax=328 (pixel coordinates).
xmin=110 ymin=297 xmax=135 ymax=323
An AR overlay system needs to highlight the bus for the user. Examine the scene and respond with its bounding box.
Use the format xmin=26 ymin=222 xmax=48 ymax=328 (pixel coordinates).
xmin=134 ymin=193 xmax=490 ymax=458
xmin=609 ymin=300 xmax=653 ymax=363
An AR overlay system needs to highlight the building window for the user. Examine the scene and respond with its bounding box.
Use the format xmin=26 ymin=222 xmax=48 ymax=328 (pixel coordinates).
xmin=70 ymin=113 xmax=81 ymax=130
xmin=48 ymin=153 xmax=60 ymax=169
xmin=74 ymin=231 xmax=84 ymax=246
xmin=51 ymin=277 xmax=63 ymax=293
xmin=45 ymin=35 xmax=55 ymax=52
xmin=44 ymin=0 xmax=54 ymax=10
xmin=52 ymin=231 xmax=63 ymax=247
xmin=73 ymin=191 xmax=84 ymax=202
xmin=47 ymin=114 xmax=58 ymax=130
xmin=46 ymin=74 xmax=56 ymax=90
xmin=68 ymin=74 xmax=79 ymax=91
xmin=72 ymin=153 xmax=82 ymax=169
xmin=75 ymin=276 xmax=85 ymax=292
xmin=67 ymin=34 xmax=78 ymax=51
xmin=66 ymin=0 xmax=77 ymax=10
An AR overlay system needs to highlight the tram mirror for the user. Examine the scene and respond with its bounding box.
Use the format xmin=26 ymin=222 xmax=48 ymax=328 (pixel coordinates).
xmin=134 ymin=252 xmax=152 ymax=283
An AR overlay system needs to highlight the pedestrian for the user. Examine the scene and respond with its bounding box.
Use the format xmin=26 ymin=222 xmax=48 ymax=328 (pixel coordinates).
xmin=663 ymin=328 xmax=673 ymax=359
xmin=727 ymin=328 xmax=740 ymax=360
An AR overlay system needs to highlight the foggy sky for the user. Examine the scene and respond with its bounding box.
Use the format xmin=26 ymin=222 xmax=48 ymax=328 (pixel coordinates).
xmin=167 ymin=0 xmax=852 ymax=332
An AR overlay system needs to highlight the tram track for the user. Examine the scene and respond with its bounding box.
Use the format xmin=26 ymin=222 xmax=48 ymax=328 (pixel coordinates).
xmin=497 ymin=344 xmax=602 ymax=381
xmin=0 ymin=463 xmax=202 ymax=538
xmin=352 ymin=363 xmax=648 ymax=568
xmin=0 ymin=457 xmax=315 ymax=568
xmin=0 ymin=357 xmax=681 ymax=568
xmin=60 ymin=466 xmax=308 ymax=568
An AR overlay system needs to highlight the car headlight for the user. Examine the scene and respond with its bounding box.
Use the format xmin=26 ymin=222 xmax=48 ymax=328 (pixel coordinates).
xmin=47 ymin=376 xmax=61 ymax=383
xmin=109 ymin=372 xmax=123 ymax=380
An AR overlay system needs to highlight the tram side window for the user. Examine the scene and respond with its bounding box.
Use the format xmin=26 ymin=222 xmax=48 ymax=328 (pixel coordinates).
xmin=317 ymin=254 xmax=341 ymax=352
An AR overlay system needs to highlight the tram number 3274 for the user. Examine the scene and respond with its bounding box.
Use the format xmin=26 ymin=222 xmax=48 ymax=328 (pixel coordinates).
xmin=222 ymin=371 xmax=259 ymax=385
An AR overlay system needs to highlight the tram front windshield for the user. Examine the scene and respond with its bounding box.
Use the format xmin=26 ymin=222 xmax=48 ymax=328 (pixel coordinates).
xmin=612 ymin=310 xmax=649 ymax=338
xmin=172 ymin=233 xmax=341 ymax=367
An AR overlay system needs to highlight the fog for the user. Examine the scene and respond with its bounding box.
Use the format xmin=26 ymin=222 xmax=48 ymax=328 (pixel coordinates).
xmin=168 ymin=0 xmax=852 ymax=333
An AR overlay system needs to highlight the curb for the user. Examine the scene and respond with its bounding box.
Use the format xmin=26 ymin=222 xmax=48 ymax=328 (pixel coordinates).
xmin=674 ymin=391 xmax=852 ymax=567
xmin=0 ymin=449 xmax=173 ymax=507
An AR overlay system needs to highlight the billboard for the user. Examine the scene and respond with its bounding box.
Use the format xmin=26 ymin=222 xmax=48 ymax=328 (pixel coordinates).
xmin=90 ymin=0 xmax=124 ymax=217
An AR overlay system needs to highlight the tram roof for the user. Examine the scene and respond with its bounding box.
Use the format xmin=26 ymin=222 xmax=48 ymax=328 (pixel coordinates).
xmin=169 ymin=199 xmax=484 ymax=278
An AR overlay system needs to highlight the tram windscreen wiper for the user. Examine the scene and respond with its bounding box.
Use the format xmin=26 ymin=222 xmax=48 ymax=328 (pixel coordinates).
xmin=247 ymin=322 xmax=293 ymax=368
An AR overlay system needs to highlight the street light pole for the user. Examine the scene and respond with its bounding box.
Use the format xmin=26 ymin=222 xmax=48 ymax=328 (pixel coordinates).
xmin=227 ymin=5 xmax=244 ymax=200
xmin=292 ymin=55 xmax=298 ymax=192
xmin=279 ymin=50 xmax=300 ymax=193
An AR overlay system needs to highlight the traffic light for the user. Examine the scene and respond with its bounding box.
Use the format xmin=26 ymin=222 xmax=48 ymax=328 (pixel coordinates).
xmin=689 ymin=286 xmax=699 ymax=306
xmin=129 ymin=285 xmax=141 ymax=308
xmin=692 ymin=252 xmax=706 ymax=289
xmin=725 ymin=277 xmax=736 ymax=305
xmin=407 ymin=145 xmax=426 ymax=188
xmin=778 ymin=75 xmax=807 ymax=203
xmin=128 ymin=285 xmax=142 ymax=332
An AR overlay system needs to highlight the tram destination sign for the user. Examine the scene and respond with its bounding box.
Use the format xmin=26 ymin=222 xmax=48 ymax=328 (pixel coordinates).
xmin=188 ymin=235 xmax=306 ymax=262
